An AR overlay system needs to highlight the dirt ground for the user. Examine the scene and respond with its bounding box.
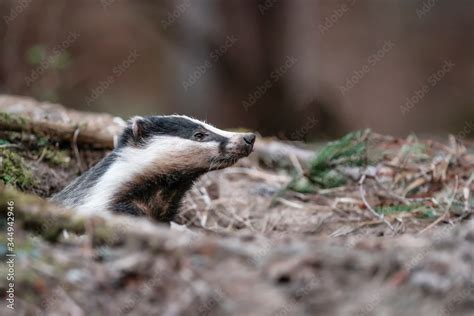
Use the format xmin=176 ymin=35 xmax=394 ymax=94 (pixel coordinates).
xmin=0 ymin=96 xmax=473 ymax=315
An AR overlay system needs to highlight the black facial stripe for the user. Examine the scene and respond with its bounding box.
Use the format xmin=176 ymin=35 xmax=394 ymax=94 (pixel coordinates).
xmin=201 ymin=130 xmax=229 ymax=150
xmin=218 ymin=137 xmax=229 ymax=153
xmin=117 ymin=116 xmax=231 ymax=149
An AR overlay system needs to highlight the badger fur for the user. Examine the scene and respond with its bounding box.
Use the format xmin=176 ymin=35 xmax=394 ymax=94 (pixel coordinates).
xmin=51 ymin=115 xmax=256 ymax=222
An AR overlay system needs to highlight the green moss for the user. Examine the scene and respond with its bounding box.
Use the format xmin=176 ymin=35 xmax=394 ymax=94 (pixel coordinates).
xmin=1 ymin=131 xmax=26 ymax=144
xmin=42 ymin=148 xmax=71 ymax=166
xmin=0 ymin=112 xmax=28 ymax=128
xmin=35 ymin=135 xmax=72 ymax=166
xmin=37 ymin=136 xmax=50 ymax=147
xmin=0 ymin=148 xmax=35 ymax=189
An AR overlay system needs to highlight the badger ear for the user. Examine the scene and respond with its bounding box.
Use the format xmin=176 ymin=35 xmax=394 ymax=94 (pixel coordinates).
xmin=129 ymin=116 xmax=145 ymax=140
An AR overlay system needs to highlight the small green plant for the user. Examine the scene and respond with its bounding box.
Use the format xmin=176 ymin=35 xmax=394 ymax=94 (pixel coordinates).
xmin=375 ymin=203 xmax=422 ymax=215
xmin=290 ymin=129 xmax=372 ymax=192
xmin=375 ymin=203 xmax=437 ymax=219
xmin=0 ymin=149 xmax=34 ymax=189
xmin=310 ymin=130 xmax=368 ymax=171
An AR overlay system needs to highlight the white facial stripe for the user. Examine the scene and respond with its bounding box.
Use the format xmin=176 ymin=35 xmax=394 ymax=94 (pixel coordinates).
xmin=199 ymin=121 xmax=236 ymax=138
xmin=169 ymin=114 xmax=240 ymax=138
xmin=78 ymin=135 xmax=217 ymax=214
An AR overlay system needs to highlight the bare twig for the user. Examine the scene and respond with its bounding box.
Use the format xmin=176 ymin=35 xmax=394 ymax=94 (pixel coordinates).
xmin=276 ymin=197 xmax=304 ymax=209
xmin=0 ymin=143 xmax=21 ymax=148
xmin=72 ymin=127 xmax=84 ymax=172
xmin=419 ymin=175 xmax=459 ymax=234
xmin=374 ymin=175 xmax=409 ymax=204
xmin=445 ymin=175 xmax=459 ymax=213
xmin=418 ymin=213 xmax=449 ymax=235
xmin=288 ymin=153 xmax=304 ymax=176
xmin=359 ymin=173 xmax=394 ymax=231
xmin=36 ymin=147 xmax=47 ymax=163
xmin=463 ymin=173 xmax=473 ymax=213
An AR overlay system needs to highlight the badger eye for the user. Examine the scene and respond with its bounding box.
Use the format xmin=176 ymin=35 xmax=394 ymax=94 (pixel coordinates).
xmin=193 ymin=132 xmax=206 ymax=141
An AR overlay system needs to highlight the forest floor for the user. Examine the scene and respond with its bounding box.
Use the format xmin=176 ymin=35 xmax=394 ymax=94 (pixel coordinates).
xmin=0 ymin=95 xmax=473 ymax=316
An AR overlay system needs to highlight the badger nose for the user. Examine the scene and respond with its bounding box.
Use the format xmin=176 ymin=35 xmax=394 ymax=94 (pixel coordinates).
xmin=243 ymin=133 xmax=256 ymax=146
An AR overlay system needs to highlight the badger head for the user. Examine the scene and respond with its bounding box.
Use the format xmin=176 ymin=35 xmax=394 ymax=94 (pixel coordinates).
xmin=117 ymin=115 xmax=256 ymax=174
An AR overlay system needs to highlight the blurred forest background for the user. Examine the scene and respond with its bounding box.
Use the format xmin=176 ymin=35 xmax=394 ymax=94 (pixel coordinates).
xmin=0 ymin=0 xmax=473 ymax=140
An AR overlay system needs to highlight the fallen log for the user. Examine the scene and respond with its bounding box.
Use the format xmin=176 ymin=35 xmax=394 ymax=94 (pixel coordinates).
xmin=0 ymin=183 xmax=178 ymax=246
xmin=0 ymin=95 xmax=123 ymax=149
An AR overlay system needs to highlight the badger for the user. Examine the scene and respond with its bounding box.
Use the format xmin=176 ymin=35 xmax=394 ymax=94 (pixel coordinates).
xmin=51 ymin=115 xmax=256 ymax=222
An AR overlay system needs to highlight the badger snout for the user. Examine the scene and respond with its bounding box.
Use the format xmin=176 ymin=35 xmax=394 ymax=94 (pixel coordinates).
xmin=241 ymin=133 xmax=256 ymax=154
xmin=243 ymin=133 xmax=256 ymax=146
xmin=208 ymin=132 xmax=256 ymax=170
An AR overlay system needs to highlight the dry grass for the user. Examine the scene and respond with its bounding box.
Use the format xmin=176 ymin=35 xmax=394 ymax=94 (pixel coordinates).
xmin=178 ymin=132 xmax=473 ymax=239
